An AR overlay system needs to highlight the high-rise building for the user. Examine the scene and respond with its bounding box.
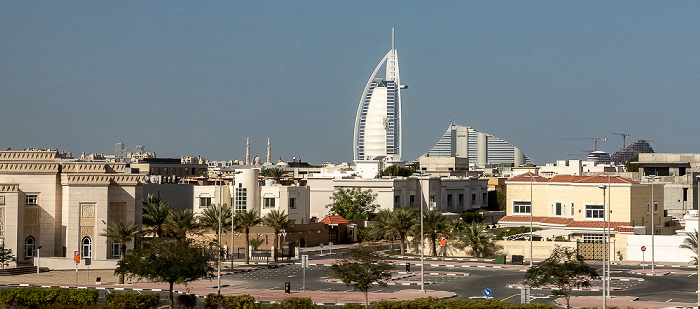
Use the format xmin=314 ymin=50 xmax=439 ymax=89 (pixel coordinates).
xmin=353 ymin=29 xmax=406 ymax=163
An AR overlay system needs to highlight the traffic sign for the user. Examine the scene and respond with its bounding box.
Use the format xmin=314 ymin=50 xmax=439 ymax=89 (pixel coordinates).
xmin=483 ymin=288 xmax=492 ymax=297
xmin=301 ymin=255 xmax=309 ymax=268
xmin=320 ymin=243 xmax=324 ymax=248
xmin=440 ymin=236 xmax=447 ymax=247
xmin=641 ymin=246 xmax=646 ymax=252
xmin=73 ymin=251 xmax=80 ymax=264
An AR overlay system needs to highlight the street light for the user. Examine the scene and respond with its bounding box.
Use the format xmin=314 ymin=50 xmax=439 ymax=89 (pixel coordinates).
xmin=412 ymin=171 xmax=430 ymax=292
xmin=599 ymin=184 xmax=607 ymax=309
xmin=524 ymin=174 xmax=539 ymax=267
xmin=217 ymin=172 xmax=223 ymax=295
xmin=695 ymin=174 xmax=700 ymax=307
xmin=601 ymin=174 xmax=618 ymax=299
xmin=644 ymin=175 xmax=660 ymax=273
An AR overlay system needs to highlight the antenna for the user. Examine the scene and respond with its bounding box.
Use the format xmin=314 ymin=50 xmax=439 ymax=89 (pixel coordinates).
xmin=391 ymin=27 xmax=395 ymax=50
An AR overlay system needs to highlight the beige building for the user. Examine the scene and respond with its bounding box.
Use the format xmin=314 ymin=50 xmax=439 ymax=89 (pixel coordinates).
xmin=0 ymin=150 xmax=145 ymax=269
xmin=499 ymin=172 xmax=672 ymax=239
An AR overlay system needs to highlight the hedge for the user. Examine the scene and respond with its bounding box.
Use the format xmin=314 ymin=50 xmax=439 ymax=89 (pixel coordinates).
xmin=0 ymin=287 xmax=98 ymax=308
xmin=104 ymin=292 xmax=159 ymax=309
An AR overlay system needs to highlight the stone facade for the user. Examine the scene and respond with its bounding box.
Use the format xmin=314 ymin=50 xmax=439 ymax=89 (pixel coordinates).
xmin=0 ymin=150 xmax=144 ymax=268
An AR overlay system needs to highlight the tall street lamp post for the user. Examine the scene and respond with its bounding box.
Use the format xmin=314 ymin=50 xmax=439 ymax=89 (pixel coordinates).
xmin=602 ymin=174 xmax=618 ymax=299
xmin=644 ymin=175 xmax=660 ymax=273
xmin=599 ymin=184 xmax=607 ymax=309
xmin=413 ymin=171 xmax=430 ymax=292
xmin=217 ymin=172 xmax=223 ymax=295
xmin=524 ymin=174 xmax=539 ymax=267
xmin=696 ymin=174 xmax=700 ymax=307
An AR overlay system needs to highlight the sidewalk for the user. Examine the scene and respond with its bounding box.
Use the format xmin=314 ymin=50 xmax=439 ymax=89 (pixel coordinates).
xmin=562 ymin=296 xmax=697 ymax=309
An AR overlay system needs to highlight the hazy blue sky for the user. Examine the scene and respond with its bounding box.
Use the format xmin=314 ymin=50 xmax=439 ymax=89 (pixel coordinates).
xmin=2 ymin=2 xmax=699 ymax=165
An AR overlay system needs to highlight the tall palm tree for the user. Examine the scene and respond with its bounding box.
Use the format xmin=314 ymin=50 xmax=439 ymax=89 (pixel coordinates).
xmin=235 ymin=210 xmax=262 ymax=264
xmin=364 ymin=209 xmax=395 ymax=248
xmin=463 ymin=222 xmax=497 ymax=258
xmin=421 ymin=210 xmax=447 ymax=257
xmin=142 ymin=194 xmax=172 ymax=237
xmin=681 ymin=230 xmax=698 ymax=265
xmin=198 ymin=203 xmax=233 ymax=236
xmin=261 ymin=210 xmax=295 ymax=262
xmin=388 ymin=208 xmax=417 ymax=255
xmin=165 ymin=209 xmax=199 ymax=240
xmin=100 ymin=221 xmax=139 ymax=284
xmin=261 ymin=167 xmax=286 ymax=183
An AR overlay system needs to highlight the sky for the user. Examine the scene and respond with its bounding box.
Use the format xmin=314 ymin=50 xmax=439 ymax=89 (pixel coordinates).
xmin=2 ymin=2 xmax=699 ymax=165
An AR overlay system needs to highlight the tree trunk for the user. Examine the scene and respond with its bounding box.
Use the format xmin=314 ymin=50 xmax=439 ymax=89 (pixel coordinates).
xmin=273 ymin=230 xmax=279 ymax=262
xmin=364 ymin=290 xmax=369 ymax=309
xmin=245 ymin=230 xmax=250 ymax=264
xmin=400 ymin=236 xmax=406 ymax=255
xmin=119 ymin=244 xmax=127 ymax=284
xmin=169 ymin=281 xmax=174 ymax=308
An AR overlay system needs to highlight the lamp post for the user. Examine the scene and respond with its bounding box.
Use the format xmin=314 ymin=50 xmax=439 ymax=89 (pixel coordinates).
xmin=523 ymin=174 xmax=539 ymax=267
xmin=644 ymin=175 xmax=660 ymax=273
xmin=217 ymin=172 xmax=222 ymax=295
xmin=412 ymin=171 xmax=430 ymax=292
xmin=599 ymin=184 xmax=607 ymax=309
xmin=695 ymin=174 xmax=700 ymax=307
xmin=601 ymin=174 xmax=618 ymax=299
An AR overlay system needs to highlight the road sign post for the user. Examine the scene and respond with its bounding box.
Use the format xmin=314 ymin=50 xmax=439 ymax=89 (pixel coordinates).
xmin=301 ymin=255 xmax=308 ymax=291
xmin=319 ymin=243 xmax=324 ymax=255
xmin=641 ymin=246 xmax=646 ymax=269
xmin=483 ymin=288 xmax=492 ymax=299
xmin=73 ymin=251 xmax=80 ymax=286
xmin=440 ymin=236 xmax=447 ymax=263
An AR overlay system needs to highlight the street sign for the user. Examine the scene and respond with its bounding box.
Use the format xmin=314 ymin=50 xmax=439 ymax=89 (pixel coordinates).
xmin=73 ymin=251 xmax=80 ymax=264
xmin=301 ymin=255 xmax=309 ymax=268
xmin=320 ymin=243 xmax=324 ymax=248
xmin=84 ymin=258 xmax=91 ymax=266
xmin=483 ymin=288 xmax=492 ymax=297
xmin=641 ymin=246 xmax=647 ymax=252
xmin=440 ymin=236 xmax=447 ymax=247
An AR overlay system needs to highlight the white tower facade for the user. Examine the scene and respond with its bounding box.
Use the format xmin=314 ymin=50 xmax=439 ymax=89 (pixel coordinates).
xmin=353 ymin=29 xmax=405 ymax=162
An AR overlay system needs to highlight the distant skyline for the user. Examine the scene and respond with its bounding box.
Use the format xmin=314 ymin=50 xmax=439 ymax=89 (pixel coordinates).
xmin=2 ymin=2 xmax=699 ymax=165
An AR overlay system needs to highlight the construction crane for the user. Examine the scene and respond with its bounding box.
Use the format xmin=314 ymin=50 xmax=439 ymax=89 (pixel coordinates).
xmin=561 ymin=137 xmax=608 ymax=151
xmin=612 ymin=133 xmax=630 ymax=148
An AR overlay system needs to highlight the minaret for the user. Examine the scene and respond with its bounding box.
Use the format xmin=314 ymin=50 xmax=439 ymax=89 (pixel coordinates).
xmin=266 ymin=138 xmax=271 ymax=165
xmin=246 ymin=138 xmax=250 ymax=165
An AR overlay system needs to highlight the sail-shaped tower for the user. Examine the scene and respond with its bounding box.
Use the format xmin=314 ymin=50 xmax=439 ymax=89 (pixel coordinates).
xmin=353 ymin=29 xmax=406 ymax=163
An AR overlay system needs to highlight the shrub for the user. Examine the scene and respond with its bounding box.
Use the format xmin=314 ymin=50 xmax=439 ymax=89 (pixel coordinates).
xmin=177 ymin=294 xmax=198 ymax=309
xmin=339 ymin=303 xmax=364 ymax=309
xmin=497 ymin=226 xmax=531 ymax=240
xmin=204 ymin=294 xmax=262 ymax=309
xmin=0 ymin=287 xmax=98 ymax=308
xmin=268 ymin=297 xmax=318 ymax=309
xmin=105 ymin=292 xmax=159 ymax=309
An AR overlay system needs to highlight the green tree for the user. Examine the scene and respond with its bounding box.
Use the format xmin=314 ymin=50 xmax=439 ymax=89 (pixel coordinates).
xmin=419 ymin=210 xmax=448 ymax=257
xmin=115 ymin=238 xmax=213 ymax=308
xmin=100 ymin=221 xmax=140 ymax=284
xmin=680 ymin=230 xmax=698 ymax=265
xmin=261 ymin=210 xmax=295 ymax=262
xmin=462 ymin=222 xmax=498 ymax=258
xmin=524 ymin=246 xmax=599 ymax=309
xmin=328 ymin=246 xmax=392 ymax=309
xmin=165 ymin=209 xmax=200 ymax=240
xmin=326 ymin=187 xmax=378 ymax=220
xmin=388 ymin=208 xmax=417 ymax=255
xmin=235 ymin=210 xmax=262 ymax=264
xmin=625 ymin=155 xmax=639 ymax=172
xmin=261 ymin=167 xmax=287 ymax=181
xmin=0 ymin=243 xmax=17 ymax=269
xmin=142 ymin=194 xmax=173 ymax=237
xmin=460 ymin=211 xmax=484 ymax=224
xmin=487 ymin=190 xmax=506 ymax=211
xmin=198 ymin=203 xmax=233 ymax=235
xmin=364 ymin=209 xmax=396 ymax=250
xmin=376 ymin=165 xmax=415 ymax=178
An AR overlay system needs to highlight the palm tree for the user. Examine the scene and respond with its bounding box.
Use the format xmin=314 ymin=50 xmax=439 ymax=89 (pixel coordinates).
xmin=364 ymin=209 xmax=395 ymax=250
xmin=388 ymin=208 xmax=417 ymax=255
xmin=165 ymin=209 xmax=199 ymax=240
xmin=463 ymin=222 xmax=497 ymax=258
xmin=681 ymin=230 xmax=698 ymax=265
xmin=100 ymin=221 xmax=139 ymax=284
xmin=421 ymin=210 xmax=447 ymax=257
xmin=261 ymin=167 xmax=286 ymax=183
xmin=261 ymin=210 xmax=295 ymax=262
xmin=235 ymin=210 xmax=262 ymax=264
xmin=198 ymin=203 xmax=233 ymax=236
xmin=142 ymin=194 xmax=172 ymax=237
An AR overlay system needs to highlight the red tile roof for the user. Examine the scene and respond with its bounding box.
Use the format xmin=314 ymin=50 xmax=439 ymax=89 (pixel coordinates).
xmin=508 ymin=172 xmax=549 ymax=182
xmin=508 ymin=172 xmax=637 ymax=184
xmin=319 ymin=215 xmax=349 ymax=225
xmin=498 ymin=216 xmax=633 ymax=232
xmin=497 ymin=216 xmax=549 ymax=223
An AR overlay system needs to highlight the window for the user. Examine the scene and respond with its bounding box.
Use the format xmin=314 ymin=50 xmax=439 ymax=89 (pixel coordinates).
xmin=26 ymin=194 xmax=38 ymax=206
xmin=110 ymin=242 xmax=120 ymax=259
xmin=582 ymin=234 xmax=604 ymax=243
xmin=263 ymin=197 xmax=275 ymax=209
xmin=585 ymin=205 xmax=604 ymax=219
xmin=394 ymin=195 xmax=401 ymax=207
xmin=409 ymin=195 xmax=415 ymax=206
xmin=513 ymin=201 xmax=531 ymax=214
xmin=447 ymin=194 xmax=453 ymax=207
xmin=81 ymin=237 xmax=92 ymax=258
xmin=680 ymin=167 xmax=687 ymax=176
xmin=684 ymin=188 xmax=689 ymax=202
xmin=289 ymin=198 xmax=296 ymax=209
xmin=647 ymin=202 xmax=650 ymax=214
xmin=24 ymin=236 xmax=35 ymax=258
xmin=555 ymin=202 xmax=562 ymax=216
xmin=482 ymin=193 xmax=487 ymax=204
xmin=199 ymin=197 xmax=212 ymax=207
xmin=472 ymin=193 xmax=476 ymax=205
xmin=235 ymin=187 xmax=247 ymax=212
xmin=571 ymin=203 xmax=575 ymax=217
xmin=654 ymin=202 xmax=659 ymax=213
xmin=458 ymin=194 xmax=464 ymax=207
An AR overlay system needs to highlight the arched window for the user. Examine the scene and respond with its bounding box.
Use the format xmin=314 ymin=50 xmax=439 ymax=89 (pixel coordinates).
xmin=24 ymin=236 xmax=35 ymax=258
xmin=81 ymin=236 xmax=92 ymax=259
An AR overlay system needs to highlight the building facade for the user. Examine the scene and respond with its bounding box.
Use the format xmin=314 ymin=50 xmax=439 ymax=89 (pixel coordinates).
xmin=0 ymin=150 xmax=145 ymax=269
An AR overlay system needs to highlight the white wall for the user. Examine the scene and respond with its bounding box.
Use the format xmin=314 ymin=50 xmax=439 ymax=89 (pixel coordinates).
xmin=627 ymin=234 xmax=695 ymax=264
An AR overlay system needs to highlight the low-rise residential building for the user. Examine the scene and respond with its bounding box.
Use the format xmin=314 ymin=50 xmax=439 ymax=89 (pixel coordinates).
xmin=307 ymin=175 xmax=488 ymax=220
xmin=635 ymin=153 xmax=700 ymax=220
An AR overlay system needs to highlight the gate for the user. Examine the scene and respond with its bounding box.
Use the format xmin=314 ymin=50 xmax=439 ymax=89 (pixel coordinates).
xmin=577 ymin=242 xmax=609 ymax=260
